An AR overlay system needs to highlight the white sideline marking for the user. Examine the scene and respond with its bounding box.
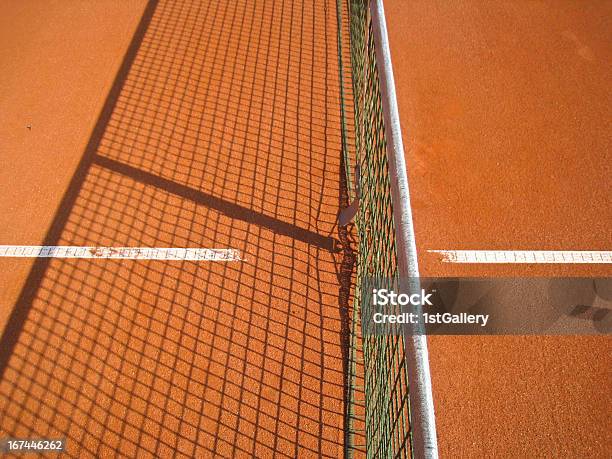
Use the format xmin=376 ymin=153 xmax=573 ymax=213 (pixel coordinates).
xmin=429 ymin=250 xmax=612 ymax=264
xmin=0 ymin=246 xmax=241 ymax=261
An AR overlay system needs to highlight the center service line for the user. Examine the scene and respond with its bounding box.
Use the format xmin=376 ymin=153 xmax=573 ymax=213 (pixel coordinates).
xmin=429 ymin=250 xmax=612 ymax=264
xmin=0 ymin=245 xmax=241 ymax=261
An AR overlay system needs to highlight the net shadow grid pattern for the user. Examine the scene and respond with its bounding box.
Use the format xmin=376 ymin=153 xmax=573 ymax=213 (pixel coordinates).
xmin=0 ymin=0 xmax=358 ymax=457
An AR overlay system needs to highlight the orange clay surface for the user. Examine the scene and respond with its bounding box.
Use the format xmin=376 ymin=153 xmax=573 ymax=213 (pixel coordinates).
xmin=0 ymin=1 xmax=352 ymax=457
xmin=384 ymin=0 xmax=611 ymax=457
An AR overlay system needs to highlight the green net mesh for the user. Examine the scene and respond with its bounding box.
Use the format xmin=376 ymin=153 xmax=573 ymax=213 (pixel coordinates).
xmin=338 ymin=0 xmax=413 ymax=457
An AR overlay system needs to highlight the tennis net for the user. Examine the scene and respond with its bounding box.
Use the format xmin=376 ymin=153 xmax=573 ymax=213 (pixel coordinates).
xmin=337 ymin=1 xmax=438 ymax=457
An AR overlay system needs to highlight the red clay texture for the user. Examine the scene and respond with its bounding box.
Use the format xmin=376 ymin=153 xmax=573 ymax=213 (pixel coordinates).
xmin=0 ymin=0 xmax=149 ymax=334
xmin=0 ymin=1 xmax=351 ymax=457
xmin=384 ymin=0 xmax=611 ymax=457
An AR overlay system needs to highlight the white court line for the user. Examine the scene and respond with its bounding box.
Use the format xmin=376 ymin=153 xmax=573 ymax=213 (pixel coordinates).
xmin=429 ymin=250 xmax=612 ymax=264
xmin=0 ymin=246 xmax=241 ymax=261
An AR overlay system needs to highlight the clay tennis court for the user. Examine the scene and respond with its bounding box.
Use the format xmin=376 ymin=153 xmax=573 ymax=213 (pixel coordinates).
xmin=1 ymin=0 xmax=351 ymax=456
xmin=384 ymin=0 xmax=611 ymax=457
xmin=0 ymin=0 xmax=610 ymax=457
